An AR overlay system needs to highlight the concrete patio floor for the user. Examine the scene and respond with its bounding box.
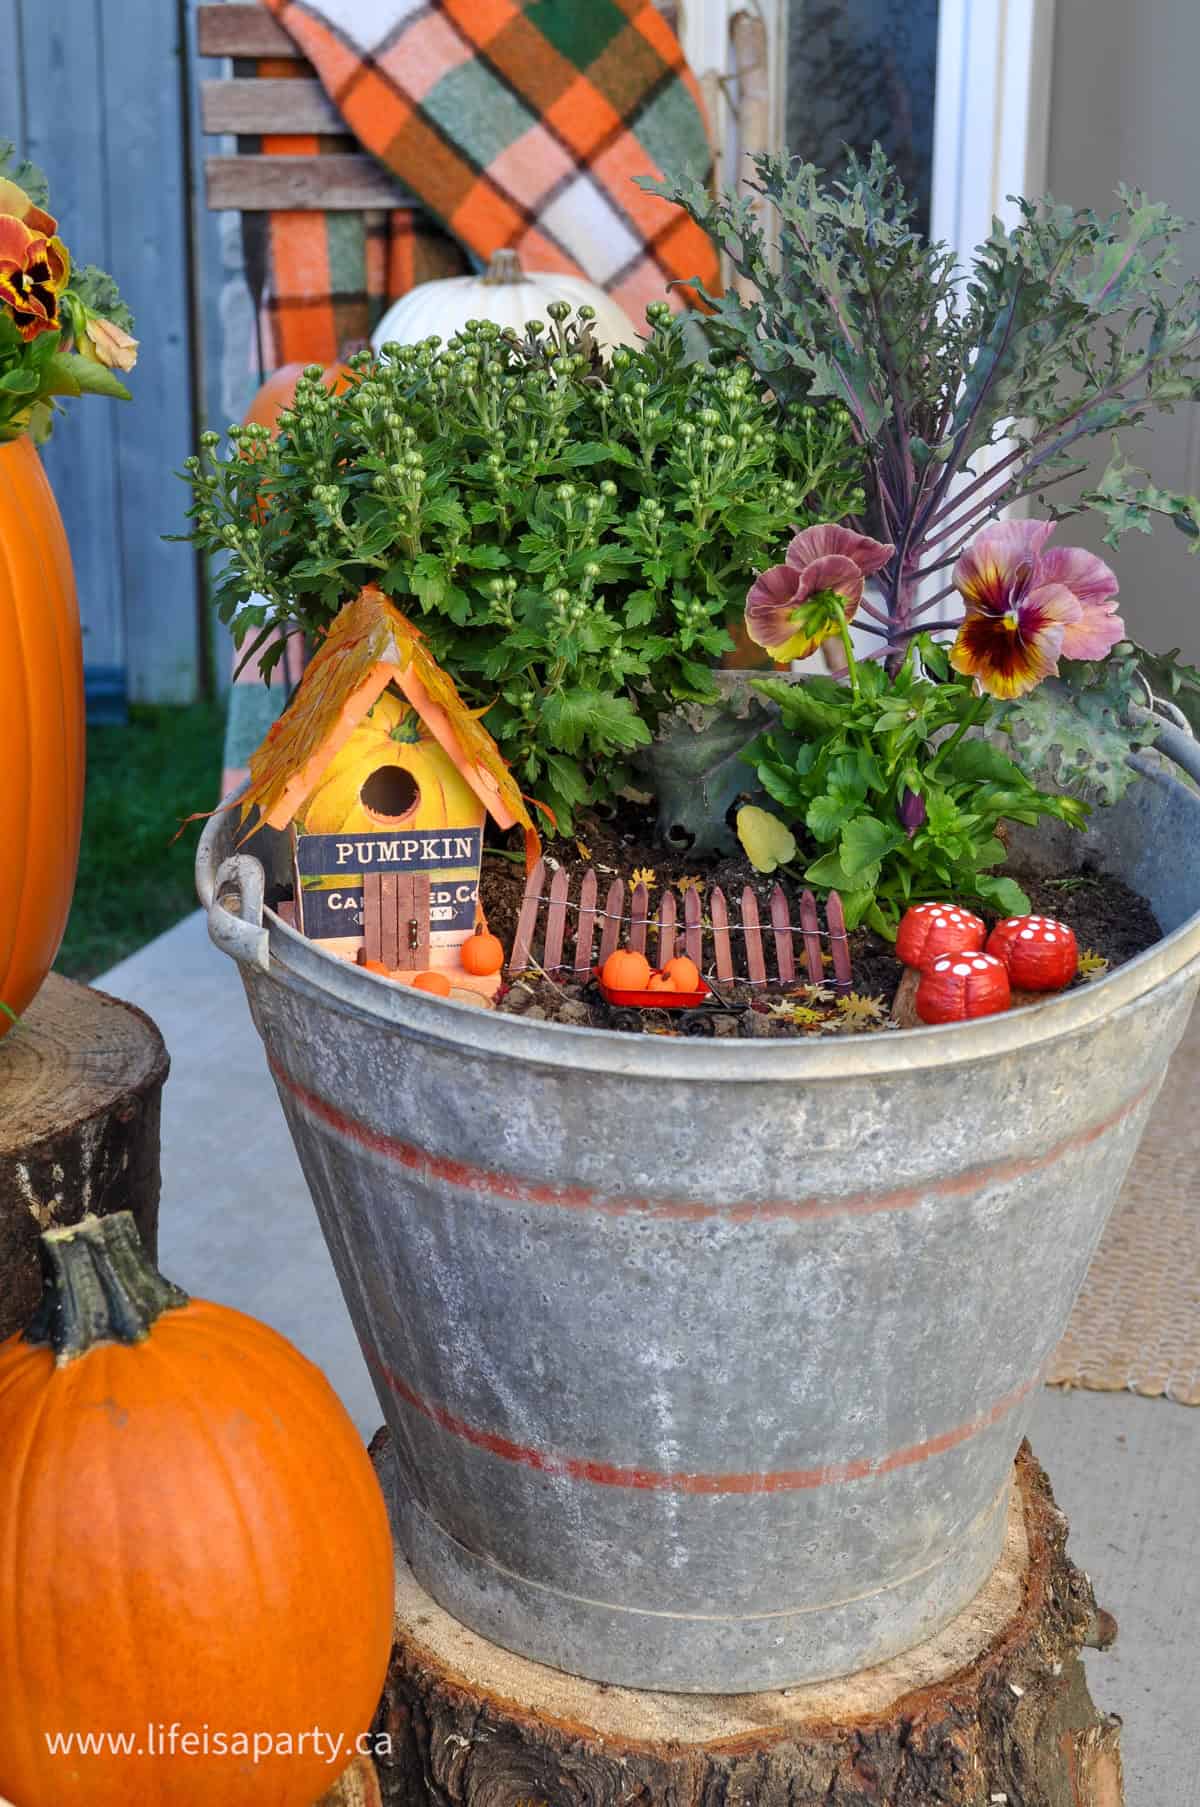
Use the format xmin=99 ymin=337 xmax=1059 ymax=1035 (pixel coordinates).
xmin=99 ymin=910 xmax=1200 ymax=1804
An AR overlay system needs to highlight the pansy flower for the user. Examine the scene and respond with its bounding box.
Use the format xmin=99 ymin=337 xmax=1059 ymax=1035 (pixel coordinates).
xmin=949 ymin=520 xmax=1124 ymax=699
xmin=0 ymin=176 xmax=70 ymax=343
xmin=745 ymin=524 xmax=895 ymax=662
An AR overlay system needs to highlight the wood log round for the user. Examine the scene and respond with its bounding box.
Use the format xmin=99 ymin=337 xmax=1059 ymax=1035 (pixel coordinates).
xmin=368 ymin=1438 xmax=1122 ymax=1807
xmin=0 ymin=973 xmax=169 ymax=1340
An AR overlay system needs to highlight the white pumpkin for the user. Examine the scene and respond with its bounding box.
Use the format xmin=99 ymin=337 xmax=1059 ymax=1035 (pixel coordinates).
xmin=371 ymin=249 xmax=642 ymax=354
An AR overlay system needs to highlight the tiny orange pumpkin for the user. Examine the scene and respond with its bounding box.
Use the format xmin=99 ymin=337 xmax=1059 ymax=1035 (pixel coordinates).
xmin=461 ymin=929 xmax=505 ymax=977
xmin=410 ymin=970 xmax=452 ymax=996
xmin=601 ymin=948 xmax=652 ymax=991
xmin=663 ymin=954 xmax=701 ymax=992
xmin=646 ymin=970 xmax=677 ymax=992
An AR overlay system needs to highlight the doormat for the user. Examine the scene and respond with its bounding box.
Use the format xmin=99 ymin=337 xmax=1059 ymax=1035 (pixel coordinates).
xmin=1048 ymin=1003 xmax=1200 ymax=1405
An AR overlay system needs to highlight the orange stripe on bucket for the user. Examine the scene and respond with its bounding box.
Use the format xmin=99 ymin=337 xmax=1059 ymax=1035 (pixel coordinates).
xmin=365 ymin=1351 xmax=1037 ymax=1492
xmin=269 ymin=1055 xmax=1153 ymax=1226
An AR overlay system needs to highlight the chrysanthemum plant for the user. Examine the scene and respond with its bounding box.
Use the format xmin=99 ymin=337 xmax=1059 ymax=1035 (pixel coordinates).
xmin=181 ymin=303 xmax=860 ymax=830
xmin=651 ymin=149 xmax=1200 ymax=799
xmin=0 ymin=144 xmax=137 ymax=441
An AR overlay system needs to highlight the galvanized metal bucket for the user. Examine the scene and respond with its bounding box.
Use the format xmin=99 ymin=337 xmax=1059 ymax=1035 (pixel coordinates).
xmin=198 ymin=751 xmax=1200 ymax=1693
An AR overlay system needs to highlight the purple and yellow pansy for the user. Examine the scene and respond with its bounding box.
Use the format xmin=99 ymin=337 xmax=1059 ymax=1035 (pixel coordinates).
xmin=745 ymin=523 xmax=895 ymax=662
xmin=949 ymin=520 xmax=1124 ymax=699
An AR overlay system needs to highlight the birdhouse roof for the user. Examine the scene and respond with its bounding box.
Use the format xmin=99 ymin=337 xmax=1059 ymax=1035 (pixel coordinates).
xmin=239 ymin=586 xmax=540 ymax=864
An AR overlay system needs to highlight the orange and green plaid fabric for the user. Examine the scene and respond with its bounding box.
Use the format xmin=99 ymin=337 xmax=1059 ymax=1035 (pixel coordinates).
xmin=255 ymin=0 xmax=719 ymax=364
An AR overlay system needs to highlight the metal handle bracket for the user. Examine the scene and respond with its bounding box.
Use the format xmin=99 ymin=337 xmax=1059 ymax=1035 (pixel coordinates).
xmin=208 ymin=853 xmax=270 ymax=973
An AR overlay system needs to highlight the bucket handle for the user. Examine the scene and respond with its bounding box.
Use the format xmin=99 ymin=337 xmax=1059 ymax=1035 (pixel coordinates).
xmin=208 ymin=853 xmax=270 ymax=973
xmin=1149 ymin=715 xmax=1200 ymax=789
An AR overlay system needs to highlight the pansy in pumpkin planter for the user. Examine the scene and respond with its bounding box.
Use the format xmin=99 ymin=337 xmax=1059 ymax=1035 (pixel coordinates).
xmin=237 ymin=585 xmax=541 ymax=999
xmin=0 ymin=173 xmax=69 ymax=341
xmin=0 ymin=144 xmax=135 ymax=1036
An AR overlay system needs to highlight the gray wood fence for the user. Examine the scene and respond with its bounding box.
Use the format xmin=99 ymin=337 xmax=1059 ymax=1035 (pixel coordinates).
xmin=1 ymin=0 xmax=234 ymax=710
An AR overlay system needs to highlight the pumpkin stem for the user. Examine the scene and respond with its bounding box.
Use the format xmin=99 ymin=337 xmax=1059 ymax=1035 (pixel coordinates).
xmin=24 ymin=1212 xmax=189 ymax=1365
xmin=482 ymin=249 xmax=523 ymax=285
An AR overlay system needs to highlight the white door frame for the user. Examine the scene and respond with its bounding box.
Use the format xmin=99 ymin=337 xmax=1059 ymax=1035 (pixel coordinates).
xmin=674 ymin=0 xmax=1057 ymax=268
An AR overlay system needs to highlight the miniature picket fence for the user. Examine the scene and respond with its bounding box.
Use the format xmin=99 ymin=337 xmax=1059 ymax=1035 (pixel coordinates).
xmin=508 ymin=862 xmax=853 ymax=993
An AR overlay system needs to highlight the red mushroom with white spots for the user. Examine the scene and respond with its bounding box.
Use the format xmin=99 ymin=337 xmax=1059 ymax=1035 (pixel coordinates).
xmin=915 ymin=951 xmax=1012 ymax=1024
xmin=986 ymin=915 xmax=1079 ymax=992
xmin=895 ymin=902 xmax=986 ymax=970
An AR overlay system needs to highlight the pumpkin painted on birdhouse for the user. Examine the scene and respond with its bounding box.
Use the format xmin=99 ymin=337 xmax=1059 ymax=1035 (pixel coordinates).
xmin=238 ymin=587 xmax=540 ymax=991
xmin=299 ymin=688 xmax=483 ymax=838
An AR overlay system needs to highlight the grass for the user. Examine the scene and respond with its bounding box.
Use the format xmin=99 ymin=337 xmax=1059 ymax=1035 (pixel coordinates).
xmin=55 ymin=702 xmax=225 ymax=981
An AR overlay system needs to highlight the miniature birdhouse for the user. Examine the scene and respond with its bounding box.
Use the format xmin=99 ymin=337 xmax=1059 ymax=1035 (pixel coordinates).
xmin=237 ymin=586 xmax=539 ymax=994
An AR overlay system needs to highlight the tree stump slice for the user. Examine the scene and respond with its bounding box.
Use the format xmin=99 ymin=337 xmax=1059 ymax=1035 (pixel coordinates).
xmin=0 ymin=974 xmax=169 ymax=1340
xmin=316 ymin=1753 xmax=383 ymax=1806
xmin=368 ymin=1437 xmax=1122 ymax=1807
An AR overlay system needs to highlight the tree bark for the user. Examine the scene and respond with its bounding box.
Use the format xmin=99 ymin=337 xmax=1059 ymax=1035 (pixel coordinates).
xmin=369 ymin=1439 xmax=1123 ymax=1807
xmin=0 ymin=974 xmax=169 ymax=1340
xmin=317 ymin=1754 xmax=383 ymax=1806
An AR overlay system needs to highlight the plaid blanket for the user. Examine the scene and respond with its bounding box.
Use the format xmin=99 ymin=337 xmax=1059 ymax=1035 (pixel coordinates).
xmin=254 ymin=0 xmax=719 ymax=364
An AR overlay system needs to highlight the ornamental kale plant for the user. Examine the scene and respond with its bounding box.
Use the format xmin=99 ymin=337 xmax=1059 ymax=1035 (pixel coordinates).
xmin=651 ymin=150 xmax=1200 ymax=787
xmin=181 ymin=304 xmax=861 ymax=828
xmin=742 ymin=634 xmax=1086 ymax=938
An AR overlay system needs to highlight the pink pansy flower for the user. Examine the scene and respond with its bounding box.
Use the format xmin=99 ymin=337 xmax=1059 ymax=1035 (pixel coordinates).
xmin=745 ymin=523 xmax=895 ymax=663
xmin=949 ymin=520 xmax=1124 ymax=699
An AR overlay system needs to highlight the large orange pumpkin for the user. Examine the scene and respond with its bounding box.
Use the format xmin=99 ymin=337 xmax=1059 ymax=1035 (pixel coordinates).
xmin=0 ymin=1213 xmax=396 ymax=1807
xmin=0 ymin=434 xmax=84 ymax=1036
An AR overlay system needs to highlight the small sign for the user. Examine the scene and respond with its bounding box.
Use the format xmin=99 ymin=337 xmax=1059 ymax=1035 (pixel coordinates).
xmin=296 ymin=829 xmax=482 ymax=876
xmin=295 ymin=827 xmax=483 ymax=951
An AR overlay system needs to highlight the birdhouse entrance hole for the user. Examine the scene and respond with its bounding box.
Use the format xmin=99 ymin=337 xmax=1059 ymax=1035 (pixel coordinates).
xmin=361 ymin=765 xmax=420 ymax=823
